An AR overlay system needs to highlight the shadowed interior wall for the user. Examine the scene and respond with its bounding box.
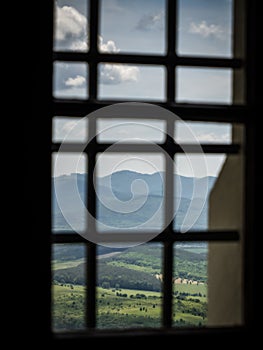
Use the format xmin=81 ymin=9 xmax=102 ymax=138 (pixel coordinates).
xmin=208 ymin=138 xmax=244 ymax=325
xmin=207 ymin=0 xmax=245 ymax=326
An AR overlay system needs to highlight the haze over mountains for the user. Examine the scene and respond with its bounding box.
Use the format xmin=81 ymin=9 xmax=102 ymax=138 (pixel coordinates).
xmin=52 ymin=170 xmax=216 ymax=232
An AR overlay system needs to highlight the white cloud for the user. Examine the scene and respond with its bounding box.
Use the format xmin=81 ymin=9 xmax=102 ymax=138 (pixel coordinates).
xmin=70 ymin=40 xmax=87 ymax=51
xmin=55 ymin=5 xmax=87 ymax=49
xmin=99 ymin=36 xmax=119 ymax=53
xmin=100 ymin=64 xmax=140 ymax=85
xmin=189 ymin=21 xmax=224 ymax=39
xmin=55 ymin=5 xmax=141 ymax=87
xmin=65 ymin=75 xmax=86 ymax=87
xmin=55 ymin=6 xmax=120 ymax=52
xmin=136 ymin=11 xmax=164 ymax=31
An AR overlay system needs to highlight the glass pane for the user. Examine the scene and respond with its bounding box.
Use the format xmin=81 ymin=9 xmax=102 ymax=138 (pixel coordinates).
xmin=173 ymin=154 xmax=227 ymax=232
xmin=97 ymin=118 xmax=166 ymax=143
xmin=96 ymin=153 xmax=165 ymax=233
xmin=53 ymin=117 xmax=88 ymax=143
xmin=99 ymin=0 xmax=166 ymax=54
xmin=52 ymin=153 xmax=87 ymax=233
xmin=176 ymin=67 xmax=232 ymax=104
xmin=174 ymin=121 xmax=232 ymax=144
xmin=53 ymin=62 xmax=88 ymax=99
xmin=177 ymin=0 xmax=233 ymax=57
xmin=98 ymin=64 xmax=165 ymax=101
xmin=173 ymin=243 xmax=208 ymax=327
xmin=97 ymin=243 xmax=162 ymax=328
xmin=52 ymin=244 xmax=86 ymax=331
xmin=54 ymin=0 xmax=88 ymax=52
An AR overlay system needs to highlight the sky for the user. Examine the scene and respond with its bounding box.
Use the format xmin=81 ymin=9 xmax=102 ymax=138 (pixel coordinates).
xmin=53 ymin=0 xmax=233 ymax=178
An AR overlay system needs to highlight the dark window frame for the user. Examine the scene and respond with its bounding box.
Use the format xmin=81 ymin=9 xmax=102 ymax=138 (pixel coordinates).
xmin=30 ymin=0 xmax=259 ymax=342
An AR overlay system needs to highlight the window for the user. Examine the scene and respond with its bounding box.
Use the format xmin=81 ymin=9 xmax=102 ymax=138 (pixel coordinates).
xmin=31 ymin=0 xmax=259 ymax=341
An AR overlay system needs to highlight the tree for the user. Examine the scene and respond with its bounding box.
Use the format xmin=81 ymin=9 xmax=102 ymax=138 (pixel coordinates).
xmin=102 ymin=281 xmax=110 ymax=289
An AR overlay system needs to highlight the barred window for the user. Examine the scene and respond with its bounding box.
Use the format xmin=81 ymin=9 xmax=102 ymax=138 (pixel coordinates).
xmin=30 ymin=0 xmax=258 ymax=341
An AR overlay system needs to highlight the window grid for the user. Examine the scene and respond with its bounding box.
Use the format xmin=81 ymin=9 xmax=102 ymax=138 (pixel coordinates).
xmin=51 ymin=0 xmax=245 ymax=334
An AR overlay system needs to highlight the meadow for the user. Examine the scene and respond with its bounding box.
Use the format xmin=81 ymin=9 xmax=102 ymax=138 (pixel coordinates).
xmin=52 ymin=243 xmax=208 ymax=331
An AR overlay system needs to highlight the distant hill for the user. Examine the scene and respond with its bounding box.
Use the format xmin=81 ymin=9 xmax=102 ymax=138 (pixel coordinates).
xmin=52 ymin=170 xmax=216 ymax=232
xmin=53 ymin=243 xmax=208 ymax=289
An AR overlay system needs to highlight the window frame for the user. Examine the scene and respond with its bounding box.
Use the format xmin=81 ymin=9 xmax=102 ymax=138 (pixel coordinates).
xmin=30 ymin=0 xmax=259 ymax=341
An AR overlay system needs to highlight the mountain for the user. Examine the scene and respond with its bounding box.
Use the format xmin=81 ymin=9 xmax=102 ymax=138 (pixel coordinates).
xmin=99 ymin=170 xmax=216 ymax=200
xmin=52 ymin=170 xmax=216 ymax=232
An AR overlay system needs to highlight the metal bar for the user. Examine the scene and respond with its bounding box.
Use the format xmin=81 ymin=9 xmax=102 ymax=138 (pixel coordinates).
xmin=174 ymin=144 xmax=240 ymax=154
xmin=167 ymin=0 xmax=176 ymax=103
xmin=52 ymin=100 xmax=248 ymax=123
xmin=52 ymin=233 xmax=87 ymax=243
xmin=86 ymin=114 xmax=97 ymax=328
xmin=168 ymin=230 xmax=240 ymax=242
xmin=89 ymin=0 xmax=98 ymax=54
xmin=51 ymin=143 xmax=86 ymax=152
xmin=52 ymin=230 xmax=240 ymax=244
xmin=175 ymin=56 xmax=243 ymax=68
xmin=88 ymin=0 xmax=99 ymax=100
xmin=53 ymin=51 xmax=243 ymax=68
xmin=86 ymin=242 xmax=97 ymax=328
xmin=165 ymin=121 xmax=175 ymax=230
xmin=167 ymin=0 xmax=176 ymax=54
xmin=163 ymin=242 xmax=173 ymax=327
xmin=51 ymin=142 xmax=240 ymax=154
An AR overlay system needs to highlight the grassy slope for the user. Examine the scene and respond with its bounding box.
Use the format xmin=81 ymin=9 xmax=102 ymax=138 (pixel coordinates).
xmin=52 ymin=244 xmax=208 ymax=330
xmin=52 ymin=284 xmax=207 ymax=331
xmin=52 ymin=258 xmax=86 ymax=270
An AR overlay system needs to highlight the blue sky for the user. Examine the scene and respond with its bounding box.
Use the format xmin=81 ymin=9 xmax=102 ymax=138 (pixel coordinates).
xmin=53 ymin=0 xmax=233 ymax=177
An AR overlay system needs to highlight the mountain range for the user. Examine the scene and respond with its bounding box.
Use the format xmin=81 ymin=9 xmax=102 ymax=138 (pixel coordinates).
xmin=52 ymin=170 xmax=216 ymax=232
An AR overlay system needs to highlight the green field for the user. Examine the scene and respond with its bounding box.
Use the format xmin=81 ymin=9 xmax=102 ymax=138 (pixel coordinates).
xmin=97 ymin=287 xmax=162 ymax=328
xmin=52 ymin=258 xmax=86 ymax=270
xmin=174 ymin=282 xmax=207 ymax=296
xmin=52 ymin=284 xmax=86 ymax=330
xmin=52 ymin=283 xmax=207 ymax=330
xmin=52 ymin=243 xmax=208 ymax=331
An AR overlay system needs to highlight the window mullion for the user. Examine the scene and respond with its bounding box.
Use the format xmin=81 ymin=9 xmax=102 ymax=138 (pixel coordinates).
xmin=167 ymin=0 xmax=176 ymax=103
xmin=86 ymin=113 xmax=97 ymax=328
xmin=86 ymin=242 xmax=97 ymax=328
xmin=88 ymin=0 xmax=99 ymax=100
xmin=163 ymin=241 xmax=173 ymax=328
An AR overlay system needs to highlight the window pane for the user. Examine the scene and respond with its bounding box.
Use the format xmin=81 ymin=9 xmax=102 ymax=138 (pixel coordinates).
xmin=52 ymin=153 xmax=87 ymax=233
xmin=97 ymin=243 xmax=162 ymax=328
xmin=96 ymin=153 xmax=165 ymax=233
xmin=99 ymin=0 xmax=166 ymax=54
xmin=52 ymin=244 xmax=86 ymax=331
xmin=54 ymin=0 xmax=88 ymax=52
xmin=98 ymin=64 xmax=165 ymax=101
xmin=177 ymin=0 xmax=233 ymax=57
xmin=173 ymin=154 xmax=240 ymax=232
xmin=176 ymin=67 xmax=232 ymax=104
xmin=173 ymin=243 xmax=208 ymax=327
xmin=174 ymin=121 xmax=232 ymax=144
xmin=173 ymin=154 xmax=225 ymax=232
xmin=53 ymin=62 xmax=88 ymax=99
xmin=53 ymin=117 xmax=88 ymax=143
xmin=97 ymin=118 xmax=166 ymax=143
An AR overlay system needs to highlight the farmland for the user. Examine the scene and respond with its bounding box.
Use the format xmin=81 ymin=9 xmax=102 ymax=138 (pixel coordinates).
xmin=52 ymin=243 xmax=207 ymax=330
